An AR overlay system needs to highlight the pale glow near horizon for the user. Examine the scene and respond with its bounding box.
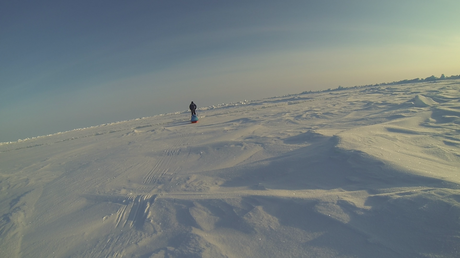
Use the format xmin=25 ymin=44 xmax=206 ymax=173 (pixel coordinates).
xmin=1 ymin=1 xmax=459 ymax=142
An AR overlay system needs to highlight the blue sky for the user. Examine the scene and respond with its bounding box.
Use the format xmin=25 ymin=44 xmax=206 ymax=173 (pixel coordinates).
xmin=1 ymin=0 xmax=459 ymax=142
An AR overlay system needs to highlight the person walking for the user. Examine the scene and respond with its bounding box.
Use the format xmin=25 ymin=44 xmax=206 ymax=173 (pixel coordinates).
xmin=189 ymin=101 xmax=197 ymax=116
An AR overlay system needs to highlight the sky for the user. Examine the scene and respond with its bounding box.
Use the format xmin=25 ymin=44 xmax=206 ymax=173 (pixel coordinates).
xmin=1 ymin=0 xmax=460 ymax=142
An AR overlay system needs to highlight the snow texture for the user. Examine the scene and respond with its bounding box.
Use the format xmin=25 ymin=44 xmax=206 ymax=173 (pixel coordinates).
xmin=1 ymin=80 xmax=460 ymax=258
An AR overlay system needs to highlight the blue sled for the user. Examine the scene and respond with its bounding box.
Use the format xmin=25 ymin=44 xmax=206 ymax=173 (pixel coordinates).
xmin=191 ymin=114 xmax=199 ymax=123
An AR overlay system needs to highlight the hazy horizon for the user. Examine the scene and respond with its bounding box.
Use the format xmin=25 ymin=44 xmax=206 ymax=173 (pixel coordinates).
xmin=1 ymin=1 xmax=460 ymax=142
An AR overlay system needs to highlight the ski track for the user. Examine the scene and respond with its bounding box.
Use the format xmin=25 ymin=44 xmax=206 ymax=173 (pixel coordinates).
xmin=143 ymin=149 xmax=181 ymax=185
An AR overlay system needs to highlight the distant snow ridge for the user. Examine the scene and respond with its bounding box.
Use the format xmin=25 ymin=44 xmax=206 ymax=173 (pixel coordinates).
xmin=411 ymin=95 xmax=438 ymax=107
xmin=200 ymin=100 xmax=251 ymax=111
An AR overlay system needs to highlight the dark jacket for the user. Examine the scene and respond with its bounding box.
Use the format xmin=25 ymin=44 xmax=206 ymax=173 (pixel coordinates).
xmin=189 ymin=102 xmax=197 ymax=111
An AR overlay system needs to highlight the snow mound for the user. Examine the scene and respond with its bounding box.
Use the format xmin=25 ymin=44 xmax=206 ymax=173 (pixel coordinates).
xmin=411 ymin=94 xmax=438 ymax=107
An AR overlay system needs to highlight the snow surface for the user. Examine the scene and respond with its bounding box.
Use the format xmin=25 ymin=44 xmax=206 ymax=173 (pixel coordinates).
xmin=1 ymin=80 xmax=460 ymax=258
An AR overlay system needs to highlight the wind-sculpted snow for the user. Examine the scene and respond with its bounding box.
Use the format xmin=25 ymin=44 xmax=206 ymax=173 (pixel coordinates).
xmin=1 ymin=80 xmax=459 ymax=257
